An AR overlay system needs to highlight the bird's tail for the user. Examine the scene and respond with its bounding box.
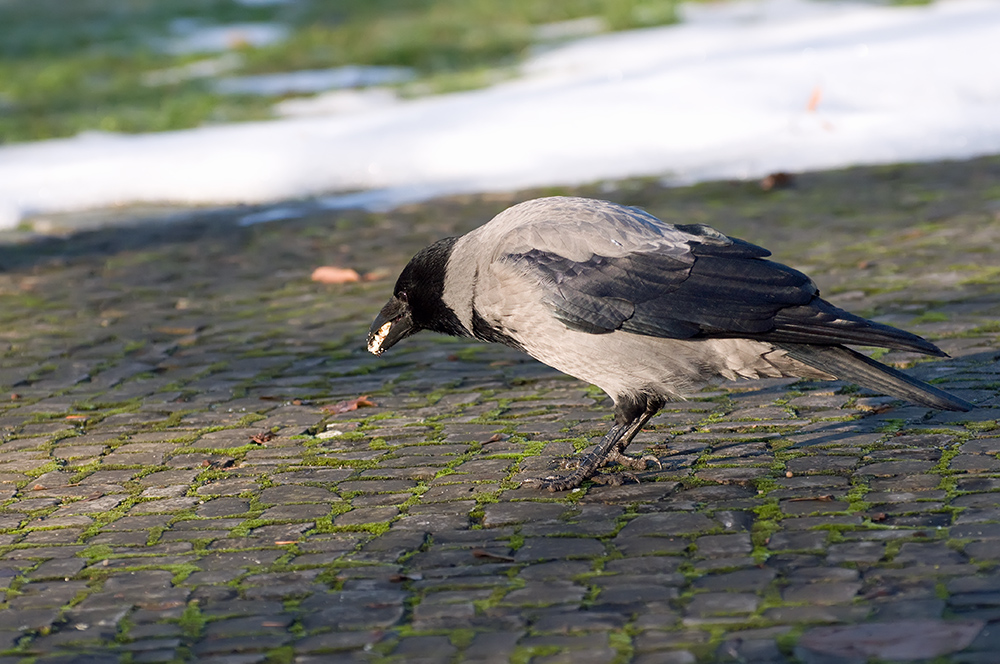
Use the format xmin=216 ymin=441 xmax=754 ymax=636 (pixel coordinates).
xmin=778 ymin=344 xmax=973 ymax=412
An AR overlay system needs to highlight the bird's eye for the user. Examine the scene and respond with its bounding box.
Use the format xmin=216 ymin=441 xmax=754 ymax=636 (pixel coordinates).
xmin=397 ymin=291 xmax=408 ymax=303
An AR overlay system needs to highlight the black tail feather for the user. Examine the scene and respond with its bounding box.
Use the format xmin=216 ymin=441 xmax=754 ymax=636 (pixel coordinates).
xmin=763 ymin=300 xmax=948 ymax=357
xmin=779 ymin=344 xmax=973 ymax=412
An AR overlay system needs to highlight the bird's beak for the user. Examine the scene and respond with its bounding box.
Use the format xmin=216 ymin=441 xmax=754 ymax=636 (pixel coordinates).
xmin=367 ymin=295 xmax=414 ymax=356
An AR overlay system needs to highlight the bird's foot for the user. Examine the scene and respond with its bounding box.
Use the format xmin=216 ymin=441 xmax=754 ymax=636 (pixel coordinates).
xmin=530 ymin=448 xmax=659 ymax=492
xmin=606 ymin=448 xmax=661 ymax=471
xmin=527 ymin=417 xmax=658 ymax=492
xmin=528 ymin=467 xmax=642 ymax=492
xmin=530 ymin=450 xmax=605 ymax=492
xmin=528 ymin=473 xmax=586 ymax=493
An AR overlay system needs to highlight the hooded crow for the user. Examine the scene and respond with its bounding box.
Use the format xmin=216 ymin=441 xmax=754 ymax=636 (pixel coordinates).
xmin=368 ymin=196 xmax=973 ymax=491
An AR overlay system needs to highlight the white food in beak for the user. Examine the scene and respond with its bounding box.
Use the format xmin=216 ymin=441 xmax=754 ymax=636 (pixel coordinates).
xmin=368 ymin=321 xmax=392 ymax=355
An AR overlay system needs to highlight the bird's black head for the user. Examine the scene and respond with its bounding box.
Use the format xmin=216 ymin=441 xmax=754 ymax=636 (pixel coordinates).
xmin=367 ymin=236 xmax=466 ymax=355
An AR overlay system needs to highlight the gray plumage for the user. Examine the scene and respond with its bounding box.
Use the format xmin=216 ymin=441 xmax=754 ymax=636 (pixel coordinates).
xmin=368 ymin=196 xmax=972 ymax=490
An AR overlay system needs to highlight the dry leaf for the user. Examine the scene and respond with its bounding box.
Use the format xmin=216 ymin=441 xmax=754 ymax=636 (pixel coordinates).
xmin=153 ymin=326 xmax=200 ymax=336
xmin=761 ymin=172 xmax=794 ymax=191
xmin=65 ymin=415 xmax=88 ymax=421
xmin=311 ymin=266 xmax=360 ymax=284
xmin=788 ymin=495 xmax=834 ymax=502
xmin=274 ymin=540 xmax=299 ymax=545
xmin=472 ymin=548 xmax=515 ymax=562
xmin=363 ymin=268 xmax=392 ymax=282
xmin=250 ymin=431 xmax=275 ymax=444
xmin=863 ymin=586 xmax=894 ymax=600
xmin=323 ymin=395 xmax=377 ymax=414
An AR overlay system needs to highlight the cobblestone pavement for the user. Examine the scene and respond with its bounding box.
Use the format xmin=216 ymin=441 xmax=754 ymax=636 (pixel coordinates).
xmin=2 ymin=157 xmax=1000 ymax=663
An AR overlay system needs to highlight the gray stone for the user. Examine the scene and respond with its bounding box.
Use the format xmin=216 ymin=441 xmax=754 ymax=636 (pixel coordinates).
xmin=6 ymin=154 xmax=1000 ymax=662
xmin=782 ymin=582 xmax=862 ymax=604
xmin=685 ymin=592 xmax=759 ymax=617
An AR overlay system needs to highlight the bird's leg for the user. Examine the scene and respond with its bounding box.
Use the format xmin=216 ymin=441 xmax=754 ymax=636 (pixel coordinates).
xmin=604 ymin=407 xmax=661 ymax=471
xmin=602 ymin=395 xmax=664 ymax=471
xmin=533 ymin=420 xmax=636 ymax=492
xmin=533 ymin=398 xmax=663 ymax=492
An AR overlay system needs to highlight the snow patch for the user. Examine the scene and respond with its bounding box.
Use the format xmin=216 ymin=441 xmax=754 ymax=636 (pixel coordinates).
xmin=1 ymin=0 xmax=999 ymax=229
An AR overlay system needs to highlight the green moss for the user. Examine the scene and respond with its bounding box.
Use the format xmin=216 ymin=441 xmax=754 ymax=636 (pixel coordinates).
xmin=966 ymin=420 xmax=999 ymax=433
xmin=177 ymin=601 xmax=206 ymax=639
xmin=329 ymin=521 xmax=393 ymax=536
xmin=80 ymin=543 xmax=114 ymax=561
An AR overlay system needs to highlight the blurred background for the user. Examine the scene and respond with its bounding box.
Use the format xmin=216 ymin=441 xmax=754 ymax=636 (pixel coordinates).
xmin=0 ymin=0 xmax=998 ymax=230
xmin=0 ymin=0 xmax=680 ymax=142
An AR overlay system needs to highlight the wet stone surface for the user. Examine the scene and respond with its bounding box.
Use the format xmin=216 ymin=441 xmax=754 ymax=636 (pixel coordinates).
xmin=1 ymin=157 xmax=1000 ymax=662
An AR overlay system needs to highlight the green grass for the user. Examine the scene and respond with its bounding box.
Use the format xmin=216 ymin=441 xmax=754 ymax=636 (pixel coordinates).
xmin=0 ymin=0 xmax=680 ymax=144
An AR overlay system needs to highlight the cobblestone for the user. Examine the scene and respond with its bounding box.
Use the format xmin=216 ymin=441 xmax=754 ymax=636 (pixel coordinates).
xmin=0 ymin=158 xmax=999 ymax=661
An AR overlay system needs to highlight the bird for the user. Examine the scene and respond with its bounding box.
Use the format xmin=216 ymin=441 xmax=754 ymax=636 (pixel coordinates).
xmin=367 ymin=196 xmax=972 ymax=491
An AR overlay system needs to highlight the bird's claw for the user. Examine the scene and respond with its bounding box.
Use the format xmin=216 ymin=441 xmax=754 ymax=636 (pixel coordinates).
xmin=606 ymin=449 xmax=661 ymax=471
xmin=529 ymin=447 xmax=660 ymax=492
xmin=526 ymin=471 xmax=590 ymax=492
xmin=529 ymin=469 xmax=642 ymax=492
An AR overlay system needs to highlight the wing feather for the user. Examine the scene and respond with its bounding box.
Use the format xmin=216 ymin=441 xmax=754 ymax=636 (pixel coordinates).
xmin=505 ymin=237 xmax=943 ymax=356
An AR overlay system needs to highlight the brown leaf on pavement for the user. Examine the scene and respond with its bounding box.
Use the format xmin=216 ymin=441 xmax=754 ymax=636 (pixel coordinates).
xmin=250 ymin=431 xmax=275 ymax=444
xmin=311 ymin=266 xmax=361 ymax=284
xmin=788 ymin=495 xmax=834 ymax=502
xmin=472 ymin=548 xmax=515 ymax=562
xmin=323 ymin=395 xmax=377 ymax=414
xmin=153 ymin=325 xmax=202 ymax=335
xmin=363 ymin=268 xmax=392 ymax=281
xmin=760 ymin=172 xmax=794 ymax=191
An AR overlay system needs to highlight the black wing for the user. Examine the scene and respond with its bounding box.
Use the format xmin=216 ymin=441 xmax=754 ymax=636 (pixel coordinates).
xmin=507 ymin=236 xmax=944 ymax=356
